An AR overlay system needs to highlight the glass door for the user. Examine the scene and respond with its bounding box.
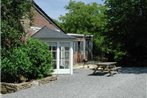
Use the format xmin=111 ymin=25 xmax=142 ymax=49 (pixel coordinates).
xmin=59 ymin=42 xmax=70 ymax=71
xmin=48 ymin=41 xmax=73 ymax=74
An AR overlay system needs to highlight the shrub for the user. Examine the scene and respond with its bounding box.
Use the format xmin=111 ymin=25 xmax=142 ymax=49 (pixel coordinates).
xmin=114 ymin=50 xmax=126 ymax=62
xmin=26 ymin=38 xmax=53 ymax=79
xmin=1 ymin=38 xmax=53 ymax=83
xmin=1 ymin=47 xmax=32 ymax=83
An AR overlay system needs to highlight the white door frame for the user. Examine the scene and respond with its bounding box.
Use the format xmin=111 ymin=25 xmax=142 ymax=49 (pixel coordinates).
xmin=52 ymin=41 xmax=73 ymax=75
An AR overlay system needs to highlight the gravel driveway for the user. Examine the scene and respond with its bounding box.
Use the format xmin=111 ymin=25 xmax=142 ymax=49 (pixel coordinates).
xmin=2 ymin=67 xmax=147 ymax=98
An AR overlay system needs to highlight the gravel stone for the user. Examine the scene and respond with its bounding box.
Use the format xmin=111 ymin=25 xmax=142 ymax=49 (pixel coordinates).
xmin=2 ymin=67 xmax=147 ymax=98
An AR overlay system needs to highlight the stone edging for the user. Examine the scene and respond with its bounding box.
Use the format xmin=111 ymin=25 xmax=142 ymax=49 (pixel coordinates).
xmin=0 ymin=75 xmax=57 ymax=94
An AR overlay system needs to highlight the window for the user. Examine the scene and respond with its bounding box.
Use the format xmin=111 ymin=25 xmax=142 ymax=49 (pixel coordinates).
xmin=74 ymin=41 xmax=83 ymax=52
xmin=48 ymin=42 xmax=57 ymax=69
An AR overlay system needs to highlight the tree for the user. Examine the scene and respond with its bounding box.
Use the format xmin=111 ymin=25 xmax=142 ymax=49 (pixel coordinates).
xmin=105 ymin=0 xmax=147 ymax=66
xmin=60 ymin=1 xmax=107 ymax=34
xmin=59 ymin=0 xmax=108 ymax=56
xmin=1 ymin=0 xmax=53 ymax=82
xmin=1 ymin=0 xmax=32 ymax=48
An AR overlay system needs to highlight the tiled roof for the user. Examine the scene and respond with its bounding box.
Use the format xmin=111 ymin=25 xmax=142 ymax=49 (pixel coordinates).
xmin=32 ymin=26 xmax=75 ymax=39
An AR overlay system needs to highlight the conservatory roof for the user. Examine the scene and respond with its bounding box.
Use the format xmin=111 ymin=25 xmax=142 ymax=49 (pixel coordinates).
xmin=32 ymin=26 xmax=75 ymax=39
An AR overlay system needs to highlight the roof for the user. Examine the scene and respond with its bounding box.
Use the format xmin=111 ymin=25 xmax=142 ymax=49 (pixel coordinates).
xmin=32 ymin=1 xmax=65 ymax=33
xmin=32 ymin=26 xmax=75 ymax=39
xmin=67 ymin=33 xmax=93 ymax=37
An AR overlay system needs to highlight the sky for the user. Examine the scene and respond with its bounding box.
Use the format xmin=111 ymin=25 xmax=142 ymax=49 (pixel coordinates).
xmin=34 ymin=0 xmax=104 ymax=20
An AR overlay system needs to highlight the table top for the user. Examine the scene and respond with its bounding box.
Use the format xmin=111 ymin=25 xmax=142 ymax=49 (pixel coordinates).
xmin=97 ymin=62 xmax=117 ymax=65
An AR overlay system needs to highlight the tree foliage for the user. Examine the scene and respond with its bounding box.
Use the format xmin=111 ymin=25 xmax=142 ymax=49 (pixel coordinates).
xmin=1 ymin=0 xmax=53 ymax=82
xmin=1 ymin=0 xmax=32 ymax=48
xmin=60 ymin=1 xmax=107 ymax=34
xmin=58 ymin=0 xmax=147 ymax=66
xmin=2 ymin=38 xmax=53 ymax=83
xmin=59 ymin=0 xmax=108 ymax=56
xmin=105 ymin=0 xmax=147 ymax=66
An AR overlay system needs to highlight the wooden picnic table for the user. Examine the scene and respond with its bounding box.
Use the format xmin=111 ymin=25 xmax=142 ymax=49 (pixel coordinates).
xmin=93 ymin=62 xmax=121 ymax=76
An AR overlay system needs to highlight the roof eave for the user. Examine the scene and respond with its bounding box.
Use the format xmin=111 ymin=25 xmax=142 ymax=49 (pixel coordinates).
xmin=32 ymin=1 xmax=66 ymax=33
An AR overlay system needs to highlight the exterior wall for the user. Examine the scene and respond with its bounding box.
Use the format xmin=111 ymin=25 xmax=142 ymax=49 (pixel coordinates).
xmin=73 ymin=41 xmax=85 ymax=64
xmin=31 ymin=7 xmax=57 ymax=30
xmin=21 ymin=7 xmax=59 ymax=35
xmin=72 ymin=36 xmax=93 ymax=64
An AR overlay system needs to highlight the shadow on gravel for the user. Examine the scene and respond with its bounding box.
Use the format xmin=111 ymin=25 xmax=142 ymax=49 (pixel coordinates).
xmin=88 ymin=67 xmax=147 ymax=76
xmin=88 ymin=72 xmax=108 ymax=76
xmin=120 ymin=67 xmax=147 ymax=74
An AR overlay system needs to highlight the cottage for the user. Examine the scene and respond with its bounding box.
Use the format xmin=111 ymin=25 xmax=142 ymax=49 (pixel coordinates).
xmin=21 ymin=1 xmax=93 ymax=74
xmin=20 ymin=1 xmax=75 ymax=74
xmin=32 ymin=26 xmax=75 ymax=74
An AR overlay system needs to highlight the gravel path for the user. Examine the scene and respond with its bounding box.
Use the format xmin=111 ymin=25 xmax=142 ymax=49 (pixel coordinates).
xmin=2 ymin=67 xmax=147 ymax=98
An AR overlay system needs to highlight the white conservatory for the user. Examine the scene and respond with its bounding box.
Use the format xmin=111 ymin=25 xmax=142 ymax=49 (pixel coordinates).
xmin=32 ymin=26 xmax=75 ymax=74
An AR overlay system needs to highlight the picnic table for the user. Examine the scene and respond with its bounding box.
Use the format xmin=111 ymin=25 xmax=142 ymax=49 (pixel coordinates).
xmin=93 ymin=62 xmax=121 ymax=76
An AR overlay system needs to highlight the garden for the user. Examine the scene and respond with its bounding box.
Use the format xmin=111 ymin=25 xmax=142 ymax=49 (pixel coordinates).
xmin=1 ymin=0 xmax=147 ymax=94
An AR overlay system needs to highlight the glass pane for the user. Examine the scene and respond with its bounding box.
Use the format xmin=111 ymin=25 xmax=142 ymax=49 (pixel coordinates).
xmin=65 ymin=52 xmax=69 ymax=59
xmin=74 ymin=42 xmax=78 ymax=51
xmin=80 ymin=41 xmax=83 ymax=51
xmin=65 ymin=47 xmax=69 ymax=50
xmin=52 ymin=61 xmax=56 ymax=69
xmin=48 ymin=42 xmax=57 ymax=69
xmin=65 ymin=60 xmax=69 ymax=69
xmin=53 ymin=46 xmax=57 ymax=50
xmin=59 ymin=60 xmax=69 ymax=69
xmin=53 ymin=52 xmax=56 ymax=59
xmin=59 ymin=42 xmax=70 ymax=69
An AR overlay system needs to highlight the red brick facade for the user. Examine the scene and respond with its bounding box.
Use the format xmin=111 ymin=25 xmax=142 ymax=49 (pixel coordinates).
xmin=21 ymin=7 xmax=59 ymax=36
xmin=31 ymin=7 xmax=57 ymax=30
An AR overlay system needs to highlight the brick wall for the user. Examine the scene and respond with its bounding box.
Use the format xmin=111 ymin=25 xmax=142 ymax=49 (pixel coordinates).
xmin=32 ymin=7 xmax=57 ymax=30
xmin=20 ymin=6 xmax=61 ymax=36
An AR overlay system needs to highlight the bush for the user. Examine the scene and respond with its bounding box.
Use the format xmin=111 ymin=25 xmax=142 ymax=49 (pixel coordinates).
xmin=1 ymin=38 xmax=53 ymax=83
xmin=1 ymin=47 xmax=32 ymax=82
xmin=114 ymin=50 xmax=126 ymax=62
xmin=26 ymin=38 xmax=53 ymax=79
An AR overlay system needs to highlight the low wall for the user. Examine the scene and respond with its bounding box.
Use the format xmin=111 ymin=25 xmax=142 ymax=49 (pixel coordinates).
xmin=0 ymin=75 xmax=57 ymax=94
